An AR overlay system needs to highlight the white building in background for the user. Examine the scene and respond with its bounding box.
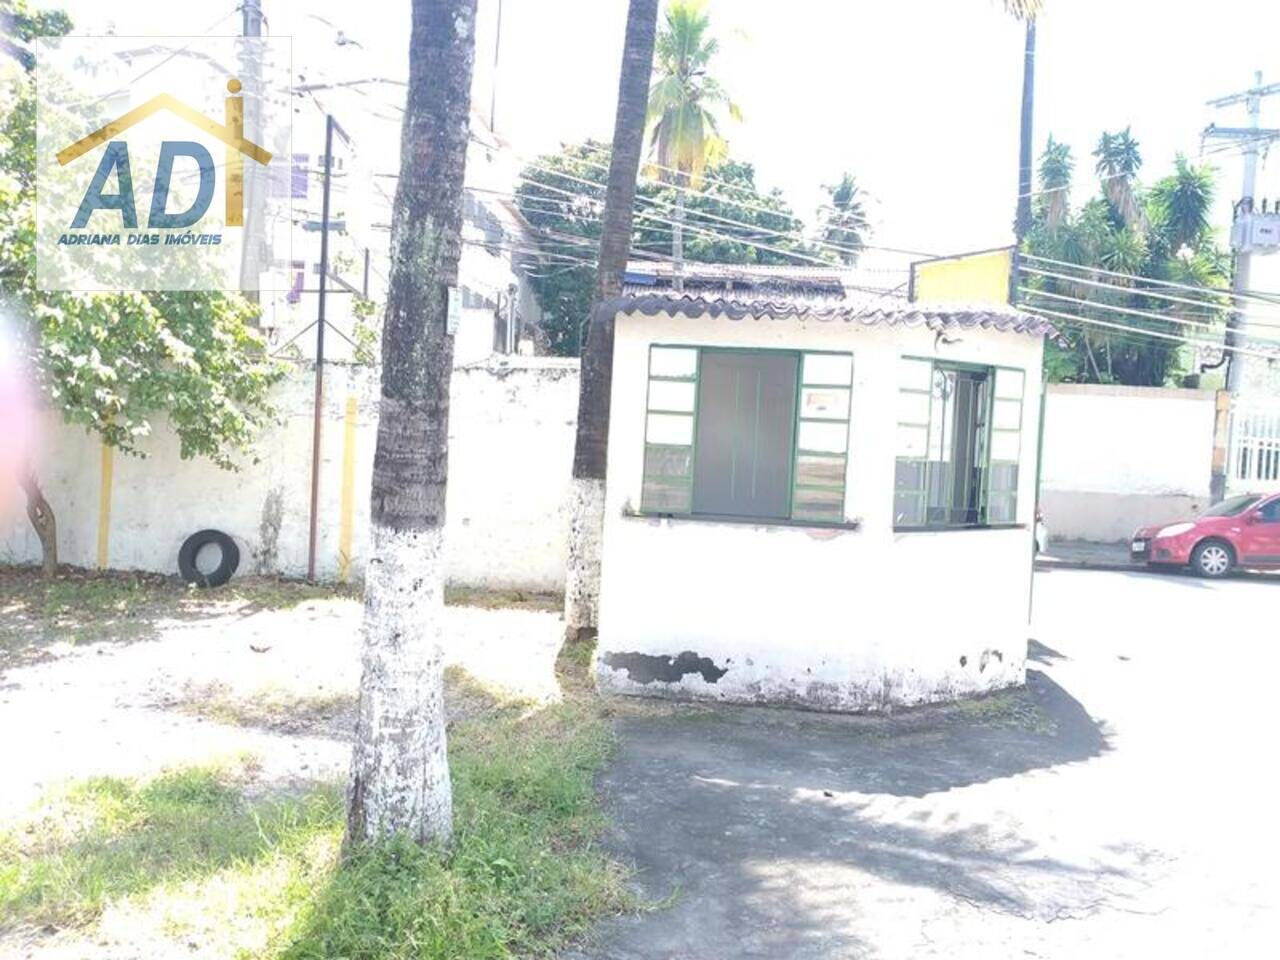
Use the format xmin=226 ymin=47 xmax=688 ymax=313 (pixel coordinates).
xmin=259 ymin=105 xmax=543 ymax=366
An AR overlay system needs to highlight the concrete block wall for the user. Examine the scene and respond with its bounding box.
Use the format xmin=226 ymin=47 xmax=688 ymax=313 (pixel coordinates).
xmin=0 ymin=357 xmax=580 ymax=591
xmin=1039 ymin=383 xmax=1220 ymax=543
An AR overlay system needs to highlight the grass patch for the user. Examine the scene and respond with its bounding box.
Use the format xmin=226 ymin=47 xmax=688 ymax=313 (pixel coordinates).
xmin=0 ymin=756 xmax=341 ymax=932
xmin=279 ymin=700 xmax=630 ymax=959
xmin=177 ymin=682 xmax=356 ymax=735
xmin=443 ymin=586 xmax=563 ymax=613
xmin=2 ymin=678 xmax=631 ymax=958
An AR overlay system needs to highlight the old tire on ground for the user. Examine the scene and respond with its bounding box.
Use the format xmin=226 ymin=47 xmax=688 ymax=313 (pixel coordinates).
xmin=178 ymin=529 xmax=240 ymax=588
xmin=1190 ymin=538 xmax=1234 ymax=579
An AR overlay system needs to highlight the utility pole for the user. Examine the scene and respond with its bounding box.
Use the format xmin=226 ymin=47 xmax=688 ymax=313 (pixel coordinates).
xmin=1203 ymin=71 xmax=1280 ymax=395
xmin=489 ymin=0 xmax=502 ymax=132
xmin=307 ymin=114 xmax=340 ymax=581
xmin=239 ymin=0 xmax=265 ymax=298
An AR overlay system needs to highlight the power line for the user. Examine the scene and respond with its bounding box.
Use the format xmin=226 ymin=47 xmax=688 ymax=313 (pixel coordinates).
xmin=512 ymin=170 xmax=870 ymax=270
xmin=1020 ymin=253 xmax=1280 ymax=308
xmin=1023 ymin=305 xmax=1280 ymax=362
xmin=1021 ymin=266 xmax=1280 ymax=329
xmin=1017 ymin=286 xmax=1280 ymax=347
xmin=508 ymin=142 xmax=933 ymax=260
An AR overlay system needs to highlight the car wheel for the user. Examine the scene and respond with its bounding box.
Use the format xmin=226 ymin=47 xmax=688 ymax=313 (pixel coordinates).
xmin=1191 ymin=539 xmax=1234 ymax=579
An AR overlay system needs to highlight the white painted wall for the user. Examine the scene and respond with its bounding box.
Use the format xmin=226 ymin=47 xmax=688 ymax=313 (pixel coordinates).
xmin=1039 ymin=384 xmax=1219 ymax=542
xmin=596 ymin=309 xmax=1045 ymax=713
xmin=0 ymin=357 xmax=579 ymax=592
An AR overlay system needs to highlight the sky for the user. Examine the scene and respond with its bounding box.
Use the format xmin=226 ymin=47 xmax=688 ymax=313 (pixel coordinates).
xmin=45 ymin=0 xmax=1280 ymax=286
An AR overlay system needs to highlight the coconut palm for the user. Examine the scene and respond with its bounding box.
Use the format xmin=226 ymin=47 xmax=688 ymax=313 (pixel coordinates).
xmin=1009 ymin=1 xmax=1043 ymax=241
xmin=1094 ymin=127 xmax=1145 ymax=229
xmin=820 ymin=173 xmax=870 ymax=265
xmin=563 ymin=0 xmax=661 ymax=638
xmin=345 ymin=0 xmax=478 ymax=848
xmin=646 ymin=0 xmax=741 ymax=291
xmin=1038 ymin=135 xmax=1073 ymax=234
xmin=1148 ymin=154 xmax=1215 ymax=255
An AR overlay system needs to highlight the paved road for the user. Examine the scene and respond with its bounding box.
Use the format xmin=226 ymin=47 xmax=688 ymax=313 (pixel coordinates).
xmin=570 ymin=568 xmax=1280 ymax=959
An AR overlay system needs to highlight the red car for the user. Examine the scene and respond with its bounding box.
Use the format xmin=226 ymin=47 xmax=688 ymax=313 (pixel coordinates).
xmin=1131 ymin=493 xmax=1280 ymax=577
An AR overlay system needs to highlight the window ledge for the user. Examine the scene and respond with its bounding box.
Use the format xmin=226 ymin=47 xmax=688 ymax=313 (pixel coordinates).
xmin=893 ymin=523 xmax=1028 ymax=534
xmin=626 ymin=508 xmax=861 ymax=533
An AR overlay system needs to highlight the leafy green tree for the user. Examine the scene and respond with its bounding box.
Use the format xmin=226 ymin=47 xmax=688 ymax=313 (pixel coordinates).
xmin=819 ymin=173 xmax=870 ymax=265
xmin=0 ymin=1 xmax=283 ymax=575
xmin=514 ymin=142 xmax=812 ymax=355
xmin=646 ymin=0 xmax=740 ymax=289
xmin=1025 ymin=132 xmax=1229 ymax=387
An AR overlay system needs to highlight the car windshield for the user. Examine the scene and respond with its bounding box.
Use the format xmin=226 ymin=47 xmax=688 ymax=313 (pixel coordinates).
xmin=1201 ymin=495 xmax=1261 ymax=517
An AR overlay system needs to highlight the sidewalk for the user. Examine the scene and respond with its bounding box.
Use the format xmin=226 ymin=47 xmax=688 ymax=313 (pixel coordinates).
xmin=1037 ymin=540 xmax=1280 ymax=581
xmin=1036 ymin=539 xmax=1133 ymax=571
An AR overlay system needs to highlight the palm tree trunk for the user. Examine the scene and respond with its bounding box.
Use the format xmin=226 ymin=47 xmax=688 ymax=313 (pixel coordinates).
xmin=345 ymin=0 xmax=477 ymax=848
xmin=1013 ymin=18 xmax=1036 ymax=242
xmin=564 ymin=0 xmax=660 ymax=639
xmin=672 ymin=177 xmax=686 ymax=293
xmin=19 ymin=464 xmax=56 ymax=577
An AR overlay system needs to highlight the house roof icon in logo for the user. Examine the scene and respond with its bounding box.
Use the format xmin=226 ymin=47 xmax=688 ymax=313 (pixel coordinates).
xmin=56 ymin=79 xmax=273 ymax=227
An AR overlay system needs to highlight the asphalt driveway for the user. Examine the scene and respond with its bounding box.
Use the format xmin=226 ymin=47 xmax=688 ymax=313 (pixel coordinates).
xmin=570 ymin=568 xmax=1280 ymax=959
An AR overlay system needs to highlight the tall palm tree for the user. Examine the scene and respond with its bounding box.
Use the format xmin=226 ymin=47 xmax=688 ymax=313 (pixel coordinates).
xmin=646 ymin=0 xmax=740 ymax=291
xmin=1008 ymin=1 xmax=1043 ymax=243
xmin=345 ymin=0 xmax=478 ymax=848
xmin=1149 ymin=154 xmax=1214 ymax=255
xmin=820 ymin=173 xmax=870 ymax=265
xmin=1038 ymin=135 xmax=1073 ymax=234
xmin=1094 ymin=127 xmax=1145 ymax=230
xmin=563 ymin=0 xmax=661 ymax=639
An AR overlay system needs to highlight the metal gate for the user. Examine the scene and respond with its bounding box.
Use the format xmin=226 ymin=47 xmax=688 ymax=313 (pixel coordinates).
xmin=1229 ymin=403 xmax=1280 ymax=492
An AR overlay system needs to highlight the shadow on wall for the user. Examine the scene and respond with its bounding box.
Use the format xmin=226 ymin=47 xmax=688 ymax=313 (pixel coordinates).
xmin=571 ymin=670 xmax=1115 ymax=958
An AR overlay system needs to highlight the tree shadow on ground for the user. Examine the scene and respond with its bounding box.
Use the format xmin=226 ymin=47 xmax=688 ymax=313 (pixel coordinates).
xmin=1027 ymin=638 xmax=1068 ymax=665
xmin=0 ymin=566 xmax=356 ymax=674
xmin=0 ymin=763 xmax=341 ymax=932
xmin=569 ymin=671 xmax=1119 ymax=959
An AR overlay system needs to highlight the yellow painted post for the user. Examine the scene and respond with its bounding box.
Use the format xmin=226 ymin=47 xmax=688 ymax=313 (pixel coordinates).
xmin=337 ymin=395 xmax=358 ymax=582
xmin=96 ymin=442 xmax=114 ymax=569
xmin=225 ymin=78 xmax=244 ymax=226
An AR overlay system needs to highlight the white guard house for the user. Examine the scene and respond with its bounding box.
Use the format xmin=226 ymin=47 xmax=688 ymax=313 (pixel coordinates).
xmin=594 ymin=291 xmax=1058 ymax=712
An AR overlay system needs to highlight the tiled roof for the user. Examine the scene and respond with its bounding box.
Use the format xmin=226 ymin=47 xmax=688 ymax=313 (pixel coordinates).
xmin=607 ymin=293 xmax=1062 ymax=342
xmin=622 ymin=260 xmax=850 ymax=298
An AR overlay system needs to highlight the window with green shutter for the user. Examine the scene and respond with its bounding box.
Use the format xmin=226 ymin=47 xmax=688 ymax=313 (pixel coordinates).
xmin=640 ymin=345 xmax=853 ymax=525
xmin=894 ymin=357 xmax=1025 ymax=530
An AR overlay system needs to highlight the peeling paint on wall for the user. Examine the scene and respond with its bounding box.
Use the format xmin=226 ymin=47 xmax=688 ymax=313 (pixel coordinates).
xmin=601 ymin=650 xmax=729 ymax=685
xmin=255 ymin=487 xmax=284 ymax=574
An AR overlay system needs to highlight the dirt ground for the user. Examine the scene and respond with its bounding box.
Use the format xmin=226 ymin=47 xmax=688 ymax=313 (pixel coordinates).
xmin=0 ymin=568 xmax=565 ymax=819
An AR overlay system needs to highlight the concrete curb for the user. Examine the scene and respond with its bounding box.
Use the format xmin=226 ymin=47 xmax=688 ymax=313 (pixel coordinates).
xmin=1034 ymin=556 xmax=1135 ymax=573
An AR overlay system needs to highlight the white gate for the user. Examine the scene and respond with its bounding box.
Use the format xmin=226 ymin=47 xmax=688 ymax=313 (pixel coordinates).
xmin=1229 ymin=403 xmax=1280 ymax=492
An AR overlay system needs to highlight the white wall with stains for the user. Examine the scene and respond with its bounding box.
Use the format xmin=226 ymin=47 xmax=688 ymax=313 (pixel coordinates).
xmin=1039 ymin=383 xmax=1219 ymax=543
xmin=595 ymin=308 xmax=1045 ymax=712
xmin=0 ymin=357 xmax=579 ymax=592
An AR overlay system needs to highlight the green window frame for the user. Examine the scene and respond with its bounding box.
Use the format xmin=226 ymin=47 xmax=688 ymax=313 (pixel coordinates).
xmin=640 ymin=345 xmax=854 ymax=525
xmin=894 ymin=357 xmax=1025 ymax=530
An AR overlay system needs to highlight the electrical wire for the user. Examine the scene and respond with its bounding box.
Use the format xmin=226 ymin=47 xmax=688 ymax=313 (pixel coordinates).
xmin=1023 ymin=304 xmax=1279 ymax=362
xmin=1015 ymin=287 xmax=1280 ymax=345
xmin=1020 ymin=266 xmax=1280 ymax=329
xmin=1020 ymin=253 xmax=1280 ymax=309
